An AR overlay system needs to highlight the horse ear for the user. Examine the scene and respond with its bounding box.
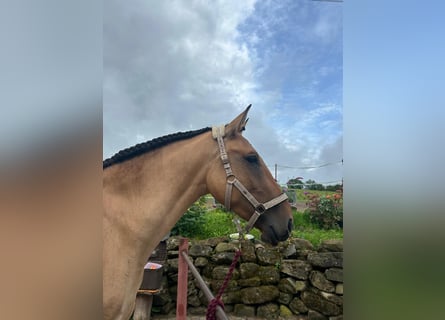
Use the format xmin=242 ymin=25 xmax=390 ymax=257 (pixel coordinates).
xmin=226 ymin=104 xmax=251 ymax=137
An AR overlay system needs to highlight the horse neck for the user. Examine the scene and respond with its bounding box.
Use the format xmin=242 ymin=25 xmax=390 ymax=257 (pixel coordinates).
xmin=104 ymin=131 xmax=214 ymax=253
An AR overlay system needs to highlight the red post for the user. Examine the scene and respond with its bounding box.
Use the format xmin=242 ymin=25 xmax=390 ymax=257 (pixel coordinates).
xmin=176 ymin=238 xmax=188 ymax=320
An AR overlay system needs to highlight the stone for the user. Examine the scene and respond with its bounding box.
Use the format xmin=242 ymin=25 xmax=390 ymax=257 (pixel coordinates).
xmin=212 ymin=266 xmax=239 ymax=280
xmin=307 ymin=252 xmax=343 ymax=268
xmin=188 ymin=306 xmax=206 ymax=315
xmin=199 ymin=236 xmax=228 ymax=247
xmin=187 ymin=293 xmax=201 ymax=307
xmin=278 ymin=292 xmax=293 ymax=304
xmin=215 ymin=242 xmax=238 ymax=253
xmin=308 ymin=310 xmax=328 ymax=320
xmin=167 ymin=250 xmax=179 ymax=258
xmin=280 ymin=304 xmax=293 ymax=317
xmin=187 ymin=279 xmax=197 ymax=291
xmin=167 ymin=258 xmax=179 ymax=272
xmin=325 ymin=268 xmax=343 ymax=282
xmin=210 ymin=279 xmax=239 ymax=292
xmin=329 ymin=315 xmax=343 ymax=320
xmin=240 ymin=285 xmax=280 ymax=304
xmin=211 ymin=252 xmax=235 ymax=264
xmin=233 ymin=304 xmax=255 ymax=317
xmin=282 ymin=243 xmax=297 ymax=258
xmin=280 ymin=259 xmax=312 ymax=280
xmin=240 ymin=241 xmax=257 ymax=262
xmin=309 ymin=271 xmax=335 ymax=293
xmin=194 ymin=257 xmax=208 ymax=267
xmin=320 ymin=292 xmax=343 ymax=306
xmin=289 ymin=297 xmax=308 ymax=314
xmin=335 ymin=283 xmax=343 ymax=295
xmin=168 ymin=285 xmax=177 ymax=297
xmin=278 ymin=277 xmax=307 ymax=294
xmin=301 ymin=291 xmax=341 ymax=316
xmin=188 ymin=244 xmax=213 ymax=257
xmin=166 ymin=237 xmax=181 ymax=250
xmin=257 ymin=303 xmax=279 ymax=319
xmin=320 ymin=239 xmax=343 ymax=252
xmin=224 ymin=304 xmax=234 ymax=313
xmin=221 ymin=291 xmax=242 ymax=304
xmin=256 ymin=247 xmax=281 ymax=265
xmin=160 ymin=300 xmax=175 ymax=314
xmin=152 ymin=289 xmax=171 ymax=307
xmin=296 ymin=249 xmax=313 ymax=260
xmin=202 ymin=264 xmax=214 ymax=278
xmin=238 ymin=277 xmax=261 ymax=287
xmin=258 ymin=266 xmax=280 ymax=284
xmin=198 ymin=289 xmax=207 ymax=305
xmin=292 ymin=238 xmax=315 ymax=250
xmin=240 ymin=262 xmax=260 ymax=279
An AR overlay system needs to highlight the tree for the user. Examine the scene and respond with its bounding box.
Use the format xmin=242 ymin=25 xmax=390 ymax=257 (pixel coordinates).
xmin=325 ymin=184 xmax=342 ymax=192
xmin=305 ymin=179 xmax=324 ymax=191
xmin=286 ymin=177 xmax=304 ymax=189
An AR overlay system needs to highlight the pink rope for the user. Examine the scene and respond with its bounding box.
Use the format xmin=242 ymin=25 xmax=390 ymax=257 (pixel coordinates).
xmin=206 ymin=249 xmax=242 ymax=320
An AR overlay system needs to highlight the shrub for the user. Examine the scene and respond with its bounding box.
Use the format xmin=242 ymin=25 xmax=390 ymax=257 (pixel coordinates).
xmin=303 ymin=188 xmax=343 ymax=230
xmin=200 ymin=209 xmax=236 ymax=238
xmin=171 ymin=196 xmax=207 ymax=237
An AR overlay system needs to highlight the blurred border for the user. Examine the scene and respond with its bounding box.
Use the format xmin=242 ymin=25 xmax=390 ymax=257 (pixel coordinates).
xmin=0 ymin=1 xmax=102 ymax=319
xmin=344 ymin=1 xmax=445 ymax=319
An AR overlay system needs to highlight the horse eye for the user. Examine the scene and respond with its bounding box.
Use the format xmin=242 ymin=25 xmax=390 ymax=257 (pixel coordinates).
xmin=245 ymin=154 xmax=259 ymax=164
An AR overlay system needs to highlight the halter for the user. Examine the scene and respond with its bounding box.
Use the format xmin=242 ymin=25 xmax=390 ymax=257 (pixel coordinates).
xmin=212 ymin=125 xmax=288 ymax=234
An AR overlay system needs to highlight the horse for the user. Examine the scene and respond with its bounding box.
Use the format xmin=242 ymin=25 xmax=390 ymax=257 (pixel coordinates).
xmin=103 ymin=105 xmax=293 ymax=320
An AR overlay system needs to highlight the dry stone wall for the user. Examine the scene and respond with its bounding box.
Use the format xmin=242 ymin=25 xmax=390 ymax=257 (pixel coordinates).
xmin=151 ymin=236 xmax=343 ymax=320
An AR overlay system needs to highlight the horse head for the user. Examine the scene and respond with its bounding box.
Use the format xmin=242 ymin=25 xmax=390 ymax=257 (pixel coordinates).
xmin=207 ymin=105 xmax=293 ymax=245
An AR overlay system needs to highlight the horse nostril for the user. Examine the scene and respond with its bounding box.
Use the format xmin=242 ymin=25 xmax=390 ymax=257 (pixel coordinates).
xmin=288 ymin=219 xmax=293 ymax=232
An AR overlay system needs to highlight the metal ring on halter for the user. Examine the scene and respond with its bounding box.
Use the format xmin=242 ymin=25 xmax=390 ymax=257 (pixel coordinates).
xmin=227 ymin=177 xmax=236 ymax=184
xmin=255 ymin=204 xmax=266 ymax=214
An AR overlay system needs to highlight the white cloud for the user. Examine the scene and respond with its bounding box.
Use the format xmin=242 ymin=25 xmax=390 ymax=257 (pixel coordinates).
xmin=104 ymin=0 xmax=342 ymax=185
xmin=104 ymin=0 xmax=260 ymax=157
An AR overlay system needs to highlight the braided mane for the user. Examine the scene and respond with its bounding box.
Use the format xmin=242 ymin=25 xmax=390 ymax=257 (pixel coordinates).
xmin=103 ymin=127 xmax=211 ymax=169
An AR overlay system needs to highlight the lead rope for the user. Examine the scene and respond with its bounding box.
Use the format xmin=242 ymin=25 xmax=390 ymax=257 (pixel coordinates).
xmin=206 ymin=249 xmax=242 ymax=320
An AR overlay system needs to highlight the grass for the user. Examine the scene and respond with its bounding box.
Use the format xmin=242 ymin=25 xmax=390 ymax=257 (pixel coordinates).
xmin=189 ymin=207 xmax=342 ymax=248
xmin=200 ymin=209 xmax=237 ymax=238
xmin=291 ymin=208 xmax=343 ymax=247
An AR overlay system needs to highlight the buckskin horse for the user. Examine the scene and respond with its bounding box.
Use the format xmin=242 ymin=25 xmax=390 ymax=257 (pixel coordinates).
xmin=103 ymin=106 xmax=293 ymax=320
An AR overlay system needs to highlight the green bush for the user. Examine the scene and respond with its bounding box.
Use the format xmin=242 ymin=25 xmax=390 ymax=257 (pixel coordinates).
xmin=303 ymin=190 xmax=343 ymax=230
xmin=200 ymin=209 xmax=236 ymax=238
xmin=292 ymin=209 xmax=312 ymax=230
xmin=172 ymin=195 xmax=343 ymax=247
xmin=199 ymin=210 xmax=262 ymax=239
xmin=171 ymin=197 xmax=207 ymax=238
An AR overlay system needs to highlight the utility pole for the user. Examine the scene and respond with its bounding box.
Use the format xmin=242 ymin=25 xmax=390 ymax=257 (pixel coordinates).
xmin=274 ymin=164 xmax=277 ymax=181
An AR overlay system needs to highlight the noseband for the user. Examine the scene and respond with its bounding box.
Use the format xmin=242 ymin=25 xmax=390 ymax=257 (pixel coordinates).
xmin=212 ymin=125 xmax=288 ymax=233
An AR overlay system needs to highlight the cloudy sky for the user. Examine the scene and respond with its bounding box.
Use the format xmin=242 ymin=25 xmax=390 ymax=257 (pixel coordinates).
xmin=104 ymin=0 xmax=342 ymax=185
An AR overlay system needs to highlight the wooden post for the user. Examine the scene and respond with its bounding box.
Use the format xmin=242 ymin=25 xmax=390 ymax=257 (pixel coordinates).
xmin=176 ymin=238 xmax=189 ymax=320
xmin=133 ymin=294 xmax=153 ymax=320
